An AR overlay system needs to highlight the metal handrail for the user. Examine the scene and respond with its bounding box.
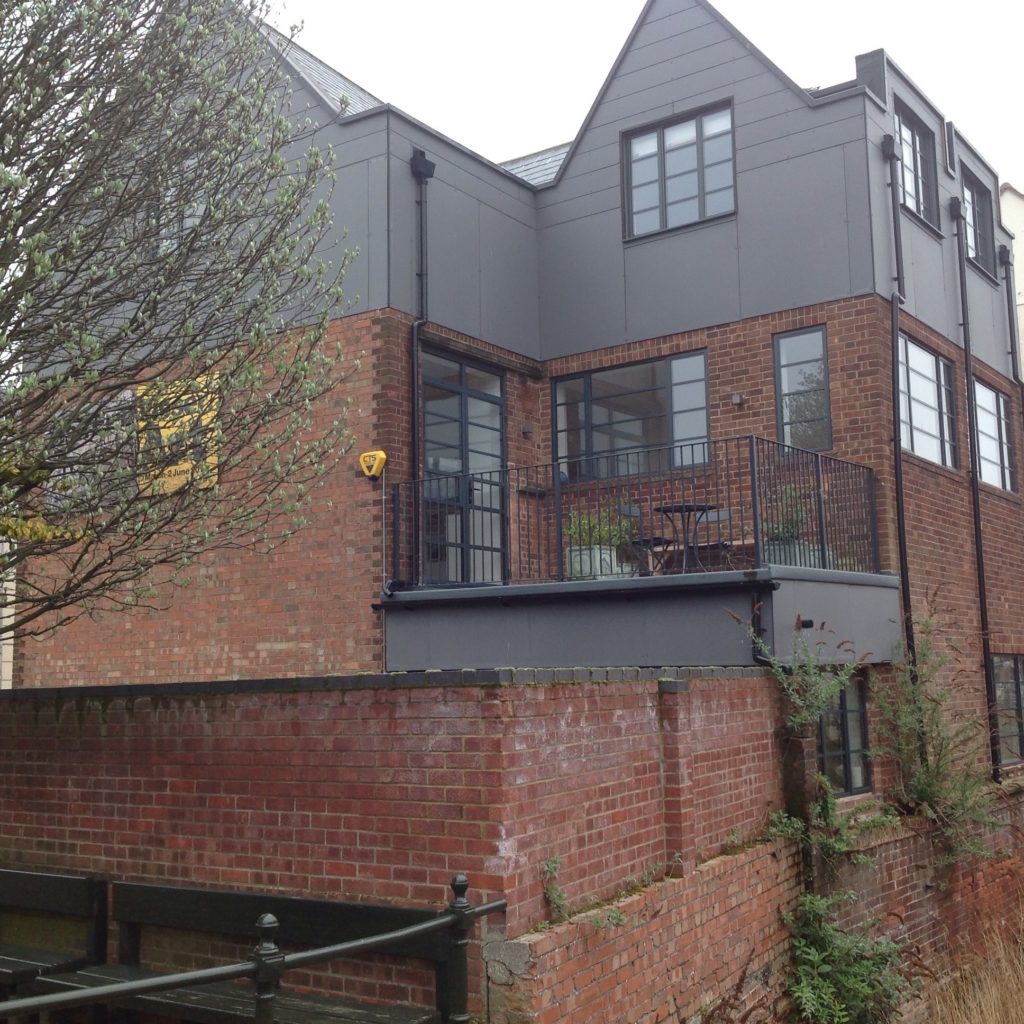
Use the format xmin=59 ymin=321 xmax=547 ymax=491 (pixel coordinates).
xmin=0 ymin=878 xmax=506 ymax=1022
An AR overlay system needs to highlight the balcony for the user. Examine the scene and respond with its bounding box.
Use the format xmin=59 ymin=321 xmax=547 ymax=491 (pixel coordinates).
xmin=381 ymin=437 xmax=901 ymax=671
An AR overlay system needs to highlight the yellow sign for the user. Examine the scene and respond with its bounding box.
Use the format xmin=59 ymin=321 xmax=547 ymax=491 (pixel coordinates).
xmin=358 ymin=450 xmax=387 ymax=479
xmin=137 ymin=375 xmax=219 ymax=495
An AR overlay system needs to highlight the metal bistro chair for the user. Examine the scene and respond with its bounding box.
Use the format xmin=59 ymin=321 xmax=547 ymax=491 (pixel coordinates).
xmin=618 ymin=503 xmax=678 ymax=575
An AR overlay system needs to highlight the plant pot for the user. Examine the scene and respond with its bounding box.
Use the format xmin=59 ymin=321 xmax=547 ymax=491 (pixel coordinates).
xmin=763 ymin=538 xmax=829 ymax=569
xmin=565 ymin=544 xmax=633 ymax=580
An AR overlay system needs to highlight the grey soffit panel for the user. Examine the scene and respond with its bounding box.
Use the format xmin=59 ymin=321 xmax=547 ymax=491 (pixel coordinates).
xmin=501 ymin=144 xmax=572 ymax=186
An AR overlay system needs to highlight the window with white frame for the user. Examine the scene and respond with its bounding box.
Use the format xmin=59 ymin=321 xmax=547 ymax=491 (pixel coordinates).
xmin=962 ymin=170 xmax=996 ymax=275
xmin=898 ymin=334 xmax=957 ymax=468
xmin=894 ymin=101 xmax=938 ymax=227
xmin=975 ymin=379 xmax=1014 ymax=491
xmin=624 ymin=107 xmax=735 ymax=238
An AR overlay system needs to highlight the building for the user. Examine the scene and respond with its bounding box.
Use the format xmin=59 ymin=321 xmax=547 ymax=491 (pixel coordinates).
xmin=3 ymin=1 xmax=1024 ymax=1020
xmin=1001 ymin=181 xmax=1024 ymax=353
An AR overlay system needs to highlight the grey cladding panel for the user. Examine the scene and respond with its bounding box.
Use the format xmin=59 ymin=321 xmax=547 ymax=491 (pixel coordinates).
xmin=428 ymin=180 xmax=483 ymax=340
xmin=384 ymin=590 xmax=756 ymax=671
xmin=737 ymin=148 xmax=860 ymax=316
xmin=539 ymin=214 xmax=626 ymax=359
xmin=479 ymin=205 xmax=541 ymax=360
xmin=843 ymin=141 xmax=875 ymax=297
xmin=624 ymin=221 xmax=740 ymax=341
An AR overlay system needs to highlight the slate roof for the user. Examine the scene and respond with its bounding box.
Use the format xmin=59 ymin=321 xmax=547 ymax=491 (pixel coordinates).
xmin=261 ymin=24 xmax=383 ymax=116
xmin=500 ymin=143 xmax=571 ymax=186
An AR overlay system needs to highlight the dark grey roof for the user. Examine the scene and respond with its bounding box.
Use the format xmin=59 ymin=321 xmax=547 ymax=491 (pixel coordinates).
xmin=261 ymin=24 xmax=383 ymax=116
xmin=501 ymin=143 xmax=571 ymax=186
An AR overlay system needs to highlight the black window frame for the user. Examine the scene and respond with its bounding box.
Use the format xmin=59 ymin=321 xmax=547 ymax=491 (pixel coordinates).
xmin=974 ymin=378 xmax=1015 ymax=492
xmin=898 ymin=333 xmax=958 ymax=469
xmin=818 ymin=675 xmax=871 ymax=796
xmin=993 ymin=654 xmax=1024 ymax=765
xmin=553 ymin=351 xmax=709 ymax=481
xmin=623 ymin=104 xmax=735 ymax=239
xmin=894 ymin=100 xmax=939 ymax=228
xmin=962 ymin=168 xmax=996 ymax=276
xmin=773 ymin=325 xmax=832 ymax=452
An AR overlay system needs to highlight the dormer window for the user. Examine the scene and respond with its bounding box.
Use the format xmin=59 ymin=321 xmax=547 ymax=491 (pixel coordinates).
xmin=962 ymin=170 xmax=996 ymax=275
xmin=894 ymin=100 xmax=938 ymax=227
xmin=624 ymin=106 xmax=735 ymax=238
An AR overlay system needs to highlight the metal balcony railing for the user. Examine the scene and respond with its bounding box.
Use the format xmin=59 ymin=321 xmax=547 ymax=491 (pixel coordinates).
xmin=388 ymin=436 xmax=879 ymax=590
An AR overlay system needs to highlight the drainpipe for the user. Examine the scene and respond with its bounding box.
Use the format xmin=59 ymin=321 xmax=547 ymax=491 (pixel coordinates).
xmin=950 ymin=197 xmax=1001 ymax=782
xmin=409 ymin=148 xmax=436 ymax=586
xmin=881 ymin=134 xmax=915 ymax=664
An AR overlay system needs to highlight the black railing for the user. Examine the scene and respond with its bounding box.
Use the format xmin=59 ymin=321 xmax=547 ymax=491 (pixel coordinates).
xmin=388 ymin=436 xmax=879 ymax=589
xmin=0 ymin=875 xmax=505 ymax=1024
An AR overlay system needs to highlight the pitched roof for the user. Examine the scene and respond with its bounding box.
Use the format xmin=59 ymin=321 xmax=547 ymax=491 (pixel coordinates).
xmin=500 ymin=143 xmax=571 ymax=186
xmin=261 ymin=24 xmax=383 ymax=117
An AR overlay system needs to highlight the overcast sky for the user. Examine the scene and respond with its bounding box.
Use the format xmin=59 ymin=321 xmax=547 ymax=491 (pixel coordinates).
xmin=273 ymin=0 xmax=1024 ymax=187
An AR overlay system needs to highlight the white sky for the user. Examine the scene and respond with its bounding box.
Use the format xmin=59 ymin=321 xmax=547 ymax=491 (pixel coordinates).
xmin=273 ymin=0 xmax=1024 ymax=187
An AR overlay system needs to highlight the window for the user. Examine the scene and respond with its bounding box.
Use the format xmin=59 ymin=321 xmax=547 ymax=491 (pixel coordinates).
xmin=974 ymin=379 xmax=1014 ymax=491
xmin=898 ymin=334 xmax=957 ymax=468
xmin=962 ymin=171 xmax=996 ymax=275
xmin=625 ymin=106 xmax=734 ymax=237
xmin=894 ymin=101 xmax=938 ymax=226
xmin=993 ymin=655 xmax=1024 ymax=764
xmin=555 ymin=352 xmax=708 ymax=480
xmin=774 ymin=326 xmax=831 ymax=451
xmin=818 ymin=676 xmax=870 ymax=795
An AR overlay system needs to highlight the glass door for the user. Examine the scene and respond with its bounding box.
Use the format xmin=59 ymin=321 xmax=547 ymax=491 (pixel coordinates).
xmin=421 ymin=350 xmax=505 ymax=584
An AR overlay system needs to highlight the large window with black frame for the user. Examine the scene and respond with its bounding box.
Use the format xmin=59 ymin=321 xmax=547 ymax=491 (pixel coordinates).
xmin=554 ymin=352 xmax=708 ymax=481
xmin=818 ymin=676 xmax=870 ymax=795
xmin=774 ymin=325 xmax=832 ymax=451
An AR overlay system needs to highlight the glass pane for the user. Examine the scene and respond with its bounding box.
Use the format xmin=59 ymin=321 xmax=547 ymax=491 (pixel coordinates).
xmin=422 ymin=352 xmax=461 ymax=386
xmin=632 ymin=153 xmax=659 ymax=186
xmin=467 ymin=397 xmax=501 ymax=430
xmin=781 ymin=364 xmax=825 ymax=395
xmin=633 ymin=208 xmax=660 ymax=235
xmin=703 ymin=187 xmax=735 ymax=217
xmin=556 ymin=379 xmax=585 ymax=406
xmin=465 ymin=366 xmax=501 ymax=396
xmin=779 ymin=329 xmax=824 ymax=366
xmin=671 ymin=352 xmax=705 ymax=383
xmin=666 ymin=171 xmax=699 ymax=203
xmin=673 ymin=410 xmax=707 ymax=443
xmin=672 ymin=380 xmax=705 ymax=411
xmin=631 ymin=132 xmax=658 ymax=160
xmin=703 ymin=134 xmax=732 ymax=164
xmin=704 ymin=161 xmax=733 ymax=192
xmin=906 ymin=340 xmax=936 ymax=378
xmin=666 ymin=199 xmax=700 ymax=228
xmin=787 ymin=420 xmax=829 ymax=451
xmin=849 ymin=756 xmax=866 ymax=791
xmin=665 ymin=145 xmax=697 ymax=176
xmin=664 ymin=119 xmax=697 ymax=148
xmin=702 ymin=108 xmax=732 ymax=136
xmin=632 ymin=182 xmax=660 ymax=213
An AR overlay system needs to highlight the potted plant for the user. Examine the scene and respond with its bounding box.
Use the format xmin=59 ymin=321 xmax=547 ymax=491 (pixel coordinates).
xmin=563 ymin=509 xmax=637 ymax=579
xmin=763 ymin=485 xmax=822 ymax=567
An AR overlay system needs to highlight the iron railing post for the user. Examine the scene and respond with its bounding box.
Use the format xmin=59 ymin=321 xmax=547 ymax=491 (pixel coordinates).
xmin=445 ymin=874 xmax=473 ymax=1024
xmin=814 ymin=454 xmax=828 ymax=569
xmin=390 ymin=484 xmax=401 ymax=587
xmin=748 ymin=436 xmax=763 ymax=567
xmin=553 ymin=464 xmax=565 ymax=581
xmin=251 ymin=913 xmax=284 ymax=1024
xmin=867 ymin=469 xmax=880 ymax=572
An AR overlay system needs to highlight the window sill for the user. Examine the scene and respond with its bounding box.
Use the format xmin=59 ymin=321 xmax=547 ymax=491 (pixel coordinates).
xmin=967 ymin=256 xmax=1000 ymax=288
xmin=977 ymin=479 xmax=1020 ymax=504
xmin=900 ymin=448 xmax=961 ymax=481
xmin=623 ymin=210 xmax=736 ymax=245
xmin=899 ymin=204 xmax=944 ymax=242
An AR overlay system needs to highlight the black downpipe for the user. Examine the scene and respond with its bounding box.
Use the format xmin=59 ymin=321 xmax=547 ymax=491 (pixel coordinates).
xmin=888 ymin=295 xmax=917 ymax=666
xmin=881 ymin=133 xmax=915 ymax=663
xmin=999 ymin=244 xmax=1022 ymax=386
xmin=950 ymin=197 xmax=1001 ymax=782
xmin=409 ymin=149 xmax=436 ymax=587
xmin=881 ymin=135 xmax=906 ymax=301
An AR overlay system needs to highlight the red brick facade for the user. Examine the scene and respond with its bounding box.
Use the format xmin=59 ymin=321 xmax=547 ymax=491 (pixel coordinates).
xmin=2 ymin=670 xmax=1023 ymax=1020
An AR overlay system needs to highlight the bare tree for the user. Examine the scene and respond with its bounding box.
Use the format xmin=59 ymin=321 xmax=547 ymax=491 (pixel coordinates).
xmin=0 ymin=0 xmax=354 ymax=637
